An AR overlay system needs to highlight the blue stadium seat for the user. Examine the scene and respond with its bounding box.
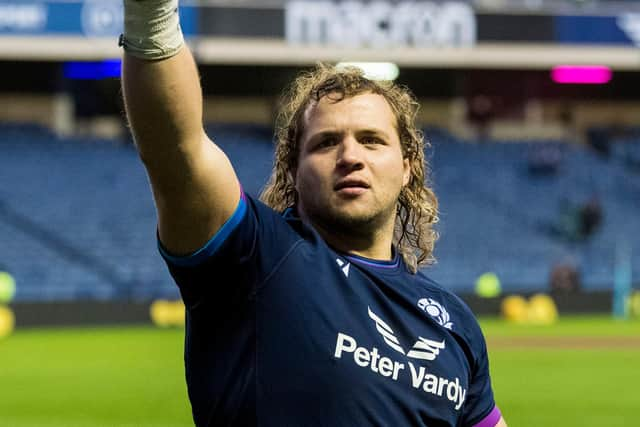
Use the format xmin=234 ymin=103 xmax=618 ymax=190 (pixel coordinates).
xmin=0 ymin=124 xmax=638 ymax=301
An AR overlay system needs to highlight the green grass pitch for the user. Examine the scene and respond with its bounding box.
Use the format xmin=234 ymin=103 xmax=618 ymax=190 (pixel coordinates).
xmin=0 ymin=326 xmax=192 ymax=427
xmin=0 ymin=316 xmax=638 ymax=426
xmin=483 ymin=316 xmax=640 ymax=427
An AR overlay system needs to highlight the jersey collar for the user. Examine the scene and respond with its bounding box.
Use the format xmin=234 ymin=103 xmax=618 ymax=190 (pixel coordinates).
xmin=283 ymin=205 xmax=401 ymax=271
xmin=343 ymin=251 xmax=400 ymax=270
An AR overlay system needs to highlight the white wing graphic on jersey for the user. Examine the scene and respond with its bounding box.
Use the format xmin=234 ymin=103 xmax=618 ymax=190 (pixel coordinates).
xmin=335 ymin=258 xmax=350 ymax=277
xmin=367 ymin=306 xmax=405 ymax=355
xmin=406 ymin=337 xmax=446 ymax=361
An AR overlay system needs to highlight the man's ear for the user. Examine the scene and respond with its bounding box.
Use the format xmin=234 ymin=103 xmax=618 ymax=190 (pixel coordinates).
xmin=402 ymin=158 xmax=411 ymax=187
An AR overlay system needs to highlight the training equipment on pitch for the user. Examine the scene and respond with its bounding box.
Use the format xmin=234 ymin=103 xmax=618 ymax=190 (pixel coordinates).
xmin=0 ymin=306 xmax=15 ymax=338
xmin=150 ymin=299 xmax=185 ymax=327
xmin=475 ymin=272 xmax=502 ymax=298
xmin=501 ymin=295 xmax=528 ymax=323
xmin=0 ymin=271 xmax=16 ymax=304
xmin=120 ymin=0 xmax=184 ymax=60
xmin=501 ymin=294 xmax=559 ymax=325
xmin=527 ymin=294 xmax=559 ymax=325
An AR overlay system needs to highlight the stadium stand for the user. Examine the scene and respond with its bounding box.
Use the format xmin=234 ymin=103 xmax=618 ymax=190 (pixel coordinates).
xmin=427 ymin=134 xmax=640 ymax=292
xmin=1 ymin=123 xmax=638 ymax=301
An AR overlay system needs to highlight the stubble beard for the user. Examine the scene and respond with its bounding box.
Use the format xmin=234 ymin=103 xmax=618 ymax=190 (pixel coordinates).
xmin=309 ymin=199 xmax=397 ymax=241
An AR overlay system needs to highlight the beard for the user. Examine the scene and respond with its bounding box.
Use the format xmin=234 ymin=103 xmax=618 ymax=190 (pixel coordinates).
xmin=304 ymin=199 xmax=397 ymax=241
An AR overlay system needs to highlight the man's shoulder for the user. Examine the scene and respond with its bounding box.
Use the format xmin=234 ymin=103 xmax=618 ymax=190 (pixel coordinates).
xmin=413 ymin=270 xmax=468 ymax=311
xmin=412 ymin=270 xmax=485 ymax=344
xmin=247 ymin=194 xmax=318 ymax=242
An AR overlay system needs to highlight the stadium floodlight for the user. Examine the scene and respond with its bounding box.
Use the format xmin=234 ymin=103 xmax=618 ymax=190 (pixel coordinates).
xmin=336 ymin=62 xmax=400 ymax=81
xmin=551 ymin=65 xmax=612 ymax=85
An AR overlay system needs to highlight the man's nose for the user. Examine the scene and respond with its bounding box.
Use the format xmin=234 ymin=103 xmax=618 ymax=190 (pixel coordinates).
xmin=336 ymin=136 xmax=364 ymax=170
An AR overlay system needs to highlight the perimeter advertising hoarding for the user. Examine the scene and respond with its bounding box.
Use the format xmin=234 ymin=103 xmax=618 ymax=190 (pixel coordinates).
xmin=0 ymin=0 xmax=197 ymax=37
xmin=284 ymin=1 xmax=477 ymax=47
xmin=197 ymin=1 xmax=639 ymax=47
xmin=0 ymin=0 xmax=637 ymax=47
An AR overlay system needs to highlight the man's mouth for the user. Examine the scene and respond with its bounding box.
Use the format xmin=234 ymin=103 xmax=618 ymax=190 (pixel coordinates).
xmin=334 ymin=179 xmax=370 ymax=196
xmin=334 ymin=179 xmax=370 ymax=191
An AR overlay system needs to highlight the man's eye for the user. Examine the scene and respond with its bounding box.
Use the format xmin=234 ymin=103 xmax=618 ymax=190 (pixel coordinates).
xmin=362 ymin=136 xmax=382 ymax=145
xmin=316 ymin=138 xmax=337 ymax=149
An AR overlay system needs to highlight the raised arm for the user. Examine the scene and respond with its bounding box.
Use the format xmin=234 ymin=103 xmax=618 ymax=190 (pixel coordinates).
xmin=121 ymin=0 xmax=240 ymax=256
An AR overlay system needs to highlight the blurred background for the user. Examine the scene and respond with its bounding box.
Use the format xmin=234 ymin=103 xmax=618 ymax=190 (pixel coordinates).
xmin=0 ymin=0 xmax=639 ymax=426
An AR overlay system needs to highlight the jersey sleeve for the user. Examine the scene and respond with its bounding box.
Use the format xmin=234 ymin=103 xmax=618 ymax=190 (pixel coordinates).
xmin=461 ymin=321 xmax=502 ymax=427
xmin=158 ymin=190 xmax=301 ymax=308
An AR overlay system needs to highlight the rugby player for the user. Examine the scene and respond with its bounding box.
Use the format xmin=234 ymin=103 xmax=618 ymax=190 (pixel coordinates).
xmin=121 ymin=1 xmax=508 ymax=426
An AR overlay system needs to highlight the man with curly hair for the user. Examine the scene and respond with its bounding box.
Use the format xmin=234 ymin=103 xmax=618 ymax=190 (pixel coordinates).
xmin=121 ymin=1 xmax=506 ymax=426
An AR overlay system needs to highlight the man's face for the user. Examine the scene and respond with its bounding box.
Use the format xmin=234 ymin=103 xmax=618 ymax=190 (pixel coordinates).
xmin=295 ymin=92 xmax=410 ymax=236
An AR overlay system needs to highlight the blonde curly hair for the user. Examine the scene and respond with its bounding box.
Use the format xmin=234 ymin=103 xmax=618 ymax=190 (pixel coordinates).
xmin=260 ymin=64 xmax=438 ymax=272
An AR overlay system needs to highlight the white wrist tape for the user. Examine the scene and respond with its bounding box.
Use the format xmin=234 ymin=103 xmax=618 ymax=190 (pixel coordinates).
xmin=120 ymin=0 xmax=185 ymax=60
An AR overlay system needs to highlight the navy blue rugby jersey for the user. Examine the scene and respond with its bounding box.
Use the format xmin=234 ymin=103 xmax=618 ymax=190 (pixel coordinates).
xmin=159 ymin=191 xmax=502 ymax=427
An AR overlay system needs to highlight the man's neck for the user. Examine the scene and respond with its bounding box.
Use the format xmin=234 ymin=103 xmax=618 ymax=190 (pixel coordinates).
xmin=298 ymin=210 xmax=396 ymax=261
xmin=324 ymin=233 xmax=394 ymax=261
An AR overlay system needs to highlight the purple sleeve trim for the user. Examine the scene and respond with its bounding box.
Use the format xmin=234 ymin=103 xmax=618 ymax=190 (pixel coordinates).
xmin=472 ymin=406 xmax=502 ymax=427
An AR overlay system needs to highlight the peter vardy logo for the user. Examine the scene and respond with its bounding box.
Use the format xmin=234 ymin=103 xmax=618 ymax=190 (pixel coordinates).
xmin=333 ymin=307 xmax=466 ymax=410
xmin=368 ymin=306 xmax=445 ymax=361
xmin=418 ymin=298 xmax=453 ymax=330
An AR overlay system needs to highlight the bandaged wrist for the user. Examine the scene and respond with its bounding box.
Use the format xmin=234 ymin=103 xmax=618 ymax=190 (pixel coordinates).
xmin=120 ymin=0 xmax=184 ymax=60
